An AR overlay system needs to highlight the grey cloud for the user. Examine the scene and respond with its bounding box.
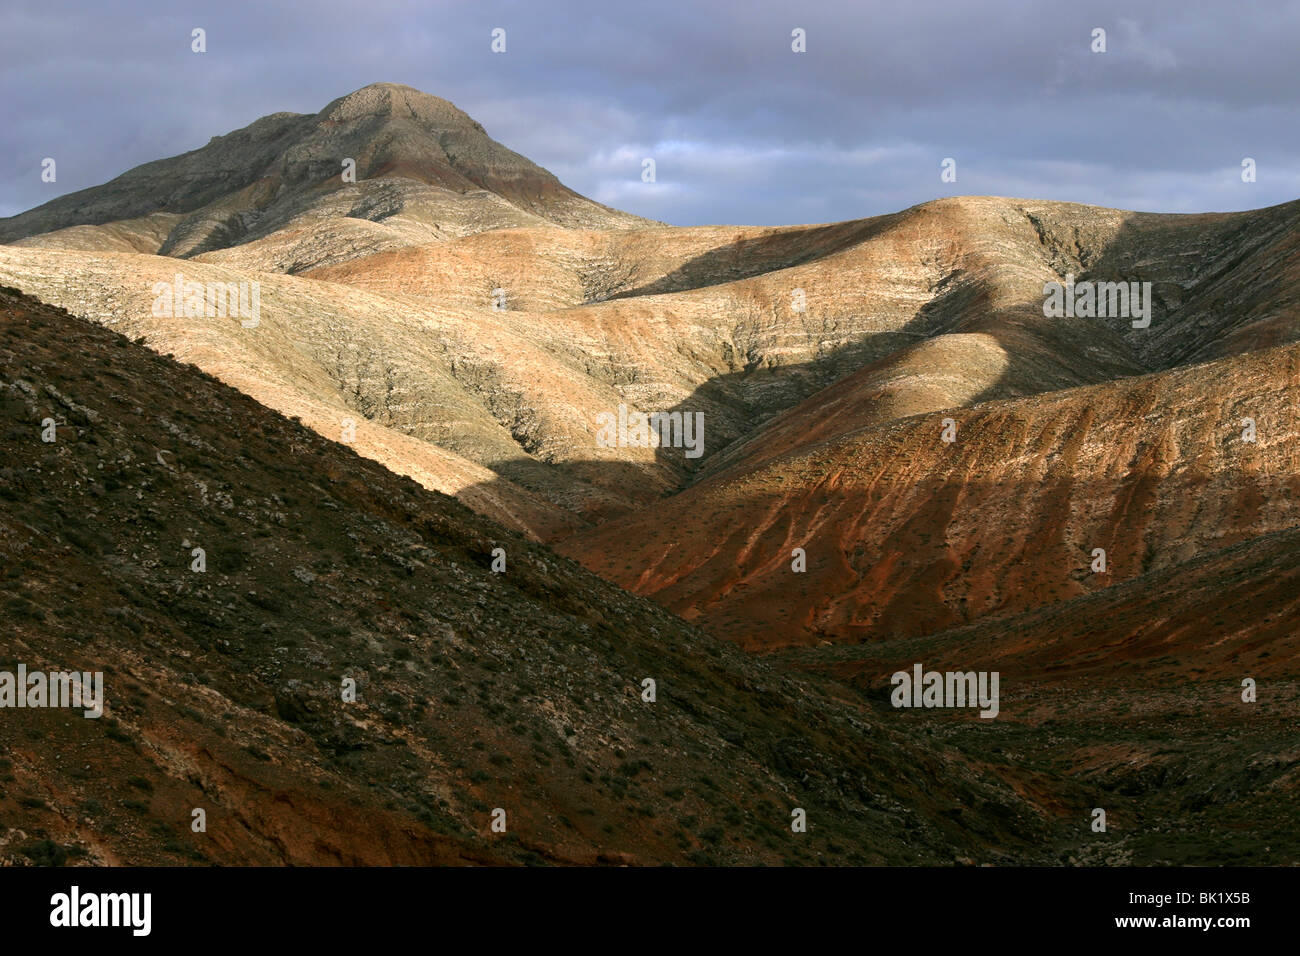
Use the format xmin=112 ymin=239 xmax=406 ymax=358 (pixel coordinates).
xmin=2 ymin=0 xmax=1296 ymax=223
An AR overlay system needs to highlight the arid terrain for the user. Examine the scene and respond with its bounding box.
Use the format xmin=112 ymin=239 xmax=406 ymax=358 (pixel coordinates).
xmin=2 ymin=83 xmax=1297 ymax=865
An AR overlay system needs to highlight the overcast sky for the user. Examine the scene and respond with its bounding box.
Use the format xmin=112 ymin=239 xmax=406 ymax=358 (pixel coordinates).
xmin=3 ymin=0 xmax=1298 ymax=225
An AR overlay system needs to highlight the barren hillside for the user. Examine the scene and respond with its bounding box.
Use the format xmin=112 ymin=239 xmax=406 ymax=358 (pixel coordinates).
xmin=561 ymin=343 xmax=1300 ymax=648
xmin=3 ymin=83 xmax=1299 ymax=867
xmin=1 ymin=285 xmax=1054 ymax=866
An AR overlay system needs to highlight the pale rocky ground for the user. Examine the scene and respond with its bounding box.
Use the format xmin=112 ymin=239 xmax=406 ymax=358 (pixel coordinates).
xmin=4 ymin=189 xmax=1299 ymax=551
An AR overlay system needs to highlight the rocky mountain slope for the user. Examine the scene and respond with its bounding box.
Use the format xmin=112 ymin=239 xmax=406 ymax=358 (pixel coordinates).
xmin=3 ymin=84 xmax=1299 ymax=866
xmin=562 ymin=341 xmax=1300 ymax=648
xmin=5 ymin=194 xmax=1296 ymax=542
xmin=0 ymin=84 xmax=652 ymax=261
xmin=776 ymin=522 xmax=1300 ymax=866
xmin=1 ymin=286 xmax=1055 ymax=866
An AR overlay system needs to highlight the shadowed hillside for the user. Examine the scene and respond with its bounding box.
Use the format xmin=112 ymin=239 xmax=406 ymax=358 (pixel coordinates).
xmin=0 ymin=286 xmax=1051 ymax=866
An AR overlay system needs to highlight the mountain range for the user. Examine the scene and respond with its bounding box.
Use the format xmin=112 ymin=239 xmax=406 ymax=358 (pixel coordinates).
xmin=2 ymin=83 xmax=1297 ymax=865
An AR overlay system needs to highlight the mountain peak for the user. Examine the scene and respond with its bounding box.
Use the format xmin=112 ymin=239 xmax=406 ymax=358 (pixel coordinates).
xmin=317 ymin=83 xmax=479 ymax=129
xmin=0 ymin=84 xmax=654 ymax=251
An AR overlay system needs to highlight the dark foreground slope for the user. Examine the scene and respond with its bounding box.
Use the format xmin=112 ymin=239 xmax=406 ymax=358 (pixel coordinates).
xmin=0 ymin=286 xmax=1047 ymax=866
xmin=780 ymin=526 xmax=1300 ymax=865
